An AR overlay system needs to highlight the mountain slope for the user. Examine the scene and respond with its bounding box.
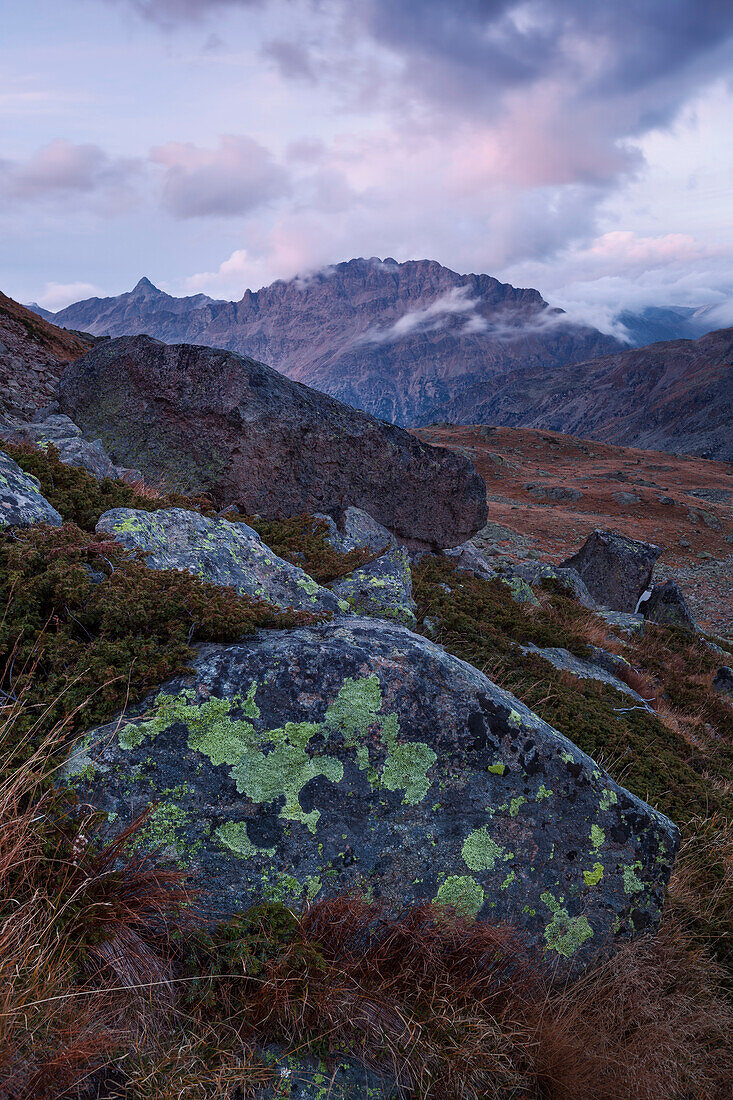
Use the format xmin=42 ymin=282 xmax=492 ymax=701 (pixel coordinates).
xmin=0 ymin=292 xmax=91 ymax=419
xmin=45 ymin=259 xmax=622 ymax=425
xmin=448 ymin=327 xmax=733 ymax=461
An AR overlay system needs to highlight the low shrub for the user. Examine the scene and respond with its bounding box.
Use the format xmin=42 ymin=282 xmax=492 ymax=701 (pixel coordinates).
xmin=243 ymin=514 xmax=374 ymax=583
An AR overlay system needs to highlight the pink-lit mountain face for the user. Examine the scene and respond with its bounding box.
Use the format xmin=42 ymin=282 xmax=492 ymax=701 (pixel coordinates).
xmin=47 ymin=258 xmax=621 ymax=426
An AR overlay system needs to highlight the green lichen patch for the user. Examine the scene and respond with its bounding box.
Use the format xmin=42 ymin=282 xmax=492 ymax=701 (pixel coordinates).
xmin=461 ymin=826 xmax=512 ymax=872
xmin=541 ymin=892 xmax=594 ymax=957
xmin=434 ymin=875 xmax=485 ymax=918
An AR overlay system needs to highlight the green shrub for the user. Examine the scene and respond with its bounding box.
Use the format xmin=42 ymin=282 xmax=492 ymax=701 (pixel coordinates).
xmin=244 ymin=513 xmax=374 ymax=583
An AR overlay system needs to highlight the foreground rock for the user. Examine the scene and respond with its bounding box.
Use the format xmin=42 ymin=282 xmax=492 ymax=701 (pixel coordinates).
xmin=0 ymin=449 xmax=62 ymax=529
xmin=562 ymin=530 xmax=661 ymax=612
xmin=329 ymin=548 xmax=416 ymax=626
xmin=59 ymin=335 xmax=487 ymax=548
xmin=96 ymin=507 xmax=345 ymax=613
xmin=68 ymin=617 xmax=678 ymax=966
xmin=0 ymin=413 xmax=133 ymax=481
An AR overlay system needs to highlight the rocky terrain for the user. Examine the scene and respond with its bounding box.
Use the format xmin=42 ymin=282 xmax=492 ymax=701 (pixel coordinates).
xmin=44 ymin=259 xmax=622 ymax=425
xmin=415 ymin=423 xmax=733 ymax=635
xmin=2 ymin=294 xmax=733 ymax=1097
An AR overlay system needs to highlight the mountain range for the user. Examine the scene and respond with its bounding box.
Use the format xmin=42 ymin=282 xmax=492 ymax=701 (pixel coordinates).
xmin=34 ymin=259 xmax=623 ymax=426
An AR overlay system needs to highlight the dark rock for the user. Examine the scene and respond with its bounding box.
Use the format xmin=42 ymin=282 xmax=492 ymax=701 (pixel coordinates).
xmin=66 ymin=617 xmax=678 ymax=967
xmin=512 ymin=561 xmax=597 ymax=609
xmin=442 ymin=541 xmax=497 ymax=581
xmin=0 ymin=449 xmax=62 ymax=529
xmin=713 ymin=667 xmax=733 ymax=698
xmin=329 ymin=548 xmax=416 ymax=626
xmin=526 ymin=484 xmax=582 ymax=503
xmin=95 ymin=506 xmax=345 ymax=614
xmin=640 ymin=580 xmax=696 ymax=631
xmin=59 ymin=335 xmax=487 ymax=549
xmin=561 ymin=530 xmax=661 ymax=612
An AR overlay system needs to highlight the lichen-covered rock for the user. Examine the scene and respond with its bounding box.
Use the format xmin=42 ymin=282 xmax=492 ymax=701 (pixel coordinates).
xmin=67 ymin=617 xmax=678 ymax=966
xmin=95 ymin=507 xmax=345 ymax=614
xmin=59 ymin=335 xmax=488 ymax=548
xmin=253 ymin=1050 xmax=396 ymax=1099
xmin=512 ymin=561 xmax=597 ymax=610
xmin=329 ymin=548 xmax=416 ymax=626
xmin=520 ymin=644 xmax=650 ymax=707
xmin=0 ymin=449 xmax=62 ymax=529
xmin=0 ymin=414 xmax=124 ymax=480
xmin=641 ymin=580 xmax=696 ymax=631
xmin=339 ymin=506 xmax=398 ymax=554
xmin=561 ymin=530 xmax=661 ymax=612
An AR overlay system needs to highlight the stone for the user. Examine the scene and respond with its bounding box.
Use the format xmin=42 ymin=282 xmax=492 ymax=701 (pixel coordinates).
xmin=67 ymin=617 xmax=678 ymax=967
xmin=329 ymin=548 xmax=417 ymax=626
xmin=339 ymin=506 xmax=398 ymax=554
xmin=442 ymin=541 xmax=497 ymax=581
xmin=0 ymin=449 xmax=62 ymax=529
xmin=525 ymin=484 xmax=582 ymax=503
xmin=641 ymin=580 xmax=696 ymax=631
xmin=561 ymin=530 xmax=661 ymax=612
xmin=58 ymin=335 xmax=488 ymax=548
xmin=520 ymin=645 xmax=651 ymax=707
xmin=512 ymin=561 xmax=597 ymax=610
xmin=712 ymin=667 xmax=733 ymax=698
xmin=95 ymin=507 xmax=345 ymax=614
xmin=0 ymin=414 xmax=123 ymax=481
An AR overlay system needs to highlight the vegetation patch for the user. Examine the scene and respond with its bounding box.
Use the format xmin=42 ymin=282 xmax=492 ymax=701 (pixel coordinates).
xmin=244 ymin=513 xmax=375 ymax=583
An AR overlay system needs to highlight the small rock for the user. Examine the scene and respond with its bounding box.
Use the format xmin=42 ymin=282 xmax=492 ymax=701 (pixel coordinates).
xmin=713 ymin=667 xmax=733 ymax=698
xmin=329 ymin=548 xmax=416 ymax=626
xmin=443 ymin=541 xmax=496 ymax=581
xmin=0 ymin=449 xmax=62 ymax=529
xmin=96 ymin=507 xmax=343 ymax=613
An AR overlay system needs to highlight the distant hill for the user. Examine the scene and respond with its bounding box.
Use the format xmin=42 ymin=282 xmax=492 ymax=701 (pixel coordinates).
xmin=0 ymin=292 xmax=91 ymax=419
xmin=38 ymin=258 xmax=622 ymax=425
xmin=445 ymin=327 xmax=733 ymax=462
xmin=615 ymin=304 xmax=729 ymax=346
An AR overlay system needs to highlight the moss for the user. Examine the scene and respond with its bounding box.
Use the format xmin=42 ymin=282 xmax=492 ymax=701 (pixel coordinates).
xmin=434 ymin=874 xmax=485 ymax=918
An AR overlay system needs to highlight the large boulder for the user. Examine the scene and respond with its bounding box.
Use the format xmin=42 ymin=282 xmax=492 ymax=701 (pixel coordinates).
xmin=67 ymin=617 xmax=678 ymax=967
xmin=0 ymin=449 xmax=62 ymax=529
xmin=96 ymin=507 xmax=346 ymax=614
xmin=561 ymin=530 xmax=661 ymax=612
xmin=329 ymin=548 xmax=417 ymax=626
xmin=59 ymin=336 xmax=487 ymax=548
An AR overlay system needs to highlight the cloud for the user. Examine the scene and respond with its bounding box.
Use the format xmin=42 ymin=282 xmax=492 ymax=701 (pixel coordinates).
xmin=150 ymin=135 xmax=290 ymax=218
xmin=262 ymin=38 xmax=316 ymax=83
xmin=0 ymin=140 xmax=140 ymax=206
xmin=34 ymin=281 xmax=103 ymax=311
xmin=358 ymin=285 xmax=481 ymax=344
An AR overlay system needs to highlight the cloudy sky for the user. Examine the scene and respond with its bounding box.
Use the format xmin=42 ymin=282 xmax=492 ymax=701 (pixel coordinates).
xmin=3 ymin=0 xmax=732 ymax=330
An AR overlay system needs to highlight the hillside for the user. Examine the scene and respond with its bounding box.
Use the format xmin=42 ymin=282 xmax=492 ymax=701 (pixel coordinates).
xmin=414 ymin=423 xmax=733 ymax=634
xmin=44 ymin=259 xmax=622 ymax=424
xmin=0 ymin=293 xmax=91 ymax=419
xmin=438 ymin=328 xmax=733 ymax=462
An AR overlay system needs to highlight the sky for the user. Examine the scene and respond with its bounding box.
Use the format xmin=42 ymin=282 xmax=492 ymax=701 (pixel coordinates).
xmin=2 ymin=0 xmax=732 ymax=332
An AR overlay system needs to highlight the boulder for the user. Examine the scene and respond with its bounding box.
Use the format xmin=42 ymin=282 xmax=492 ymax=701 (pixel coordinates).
xmin=95 ymin=507 xmax=345 ymax=614
xmin=329 ymin=548 xmax=416 ymax=626
xmin=67 ymin=617 xmax=678 ymax=966
xmin=0 ymin=449 xmax=62 ymax=529
xmin=59 ymin=336 xmax=487 ymax=548
xmin=520 ymin=645 xmax=651 ymax=707
xmin=442 ymin=541 xmax=497 ymax=581
xmin=0 ymin=414 xmax=122 ymax=481
xmin=561 ymin=530 xmax=661 ymax=612
xmin=713 ymin=667 xmax=733 ymax=698
xmin=512 ymin=561 xmax=597 ymax=610
xmin=641 ymin=580 xmax=696 ymax=631
xmin=339 ymin=506 xmax=398 ymax=554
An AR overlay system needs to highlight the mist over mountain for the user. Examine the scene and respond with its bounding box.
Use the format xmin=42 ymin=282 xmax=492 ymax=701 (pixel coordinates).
xmin=39 ymin=258 xmax=623 ymax=426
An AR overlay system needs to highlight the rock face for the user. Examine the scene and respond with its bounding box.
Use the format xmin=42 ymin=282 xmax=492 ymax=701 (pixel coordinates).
xmin=0 ymin=291 xmax=90 ymax=420
xmin=562 ymin=530 xmax=661 ymax=613
xmin=0 ymin=450 xmax=63 ymax=529
xmin=642 ymin=580 xmax=696 ymax=631
xmin=96 ymin=507 xmax=345 ymax=614
xmin=59 ymin=336 xmax=487 ymax=549
xmin=329 ymin=548 xmax=417 ymax=626
xmin=48 ymin=260 xmax=622 ymax=427
xmin=68 ymin=617 xmax=678 ymax=966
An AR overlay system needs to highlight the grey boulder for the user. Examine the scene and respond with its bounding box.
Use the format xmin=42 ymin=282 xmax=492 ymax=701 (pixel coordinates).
xmin=639 ymin=580 xmax=696 ymax=631
xmin=96 ymin=507 xmax=346 ymax=614
xmin=0 ymin=413 xmax=139 ymax=482
xmin=442 ymin=541 xmax=497 ymax=581
xmin=329 ymin=547 xmax=417 ymax=626
xmin=0 ymin=449 xmax=62 ymax=529
xmin=68 ymin=617 xmax=678 ymax=967
xmin=513 ymin=561 xmax=597 ymax=610
xmin=561 ymin=530 xmax=661 ymax=612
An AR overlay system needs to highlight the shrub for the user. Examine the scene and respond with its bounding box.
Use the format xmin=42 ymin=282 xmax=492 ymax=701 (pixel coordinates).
xmin=244 ymin=513 xmax=375 ymax=583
